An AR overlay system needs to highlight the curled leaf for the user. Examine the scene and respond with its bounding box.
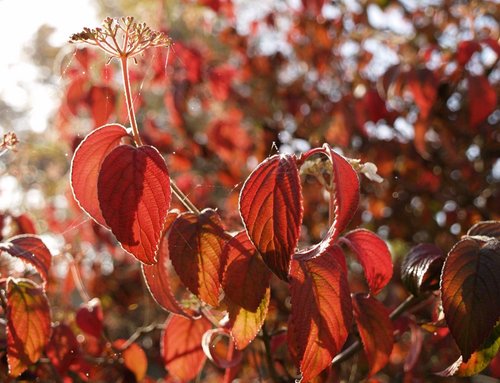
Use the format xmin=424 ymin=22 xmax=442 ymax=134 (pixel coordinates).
xmin=401 ymin=243 xmax=444 ymax=296
xmin=440 ymin=237 xmax=500 ymax=361
xmin=239 ymin=154 xmax=303 ymax=280
xmin=97 ymin=144 xmax=171 ymax=264
xmin=202 ymin=328 xmax=243 ymax=369
xmin=467 ymin=220 xmax=500 ymax=240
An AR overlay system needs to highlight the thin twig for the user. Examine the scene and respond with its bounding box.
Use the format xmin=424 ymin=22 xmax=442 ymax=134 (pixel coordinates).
xmin=261 ymin=325 xmax=282 ymax=383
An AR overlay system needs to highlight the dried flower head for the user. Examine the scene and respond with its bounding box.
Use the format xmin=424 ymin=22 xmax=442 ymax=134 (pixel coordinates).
xmin=70 ymin=17 xmax=172 ymax=59
xmin=1 ymin=132 xmax=19 ymax=151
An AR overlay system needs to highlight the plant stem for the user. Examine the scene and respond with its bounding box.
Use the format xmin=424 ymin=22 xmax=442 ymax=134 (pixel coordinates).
xmin=119 ymin=55 xmax=201 ymax=215
xmin=120 ymin=56 xmax=143 ymax=147
xmin=261 ymin=325 xmax=282 ymax=383
xmin=331 ymin=294 xmax=428 ymax=366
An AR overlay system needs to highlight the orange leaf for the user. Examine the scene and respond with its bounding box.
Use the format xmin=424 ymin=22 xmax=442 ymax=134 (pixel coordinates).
xmin=169 ymin=209 xmax=227 ymax=306
xmin=352 ymin=294 xmax=394 ymax=376
xmin=113 ymin=339 xmax=148 ymax=382
xmin=162 ymin=316 xmax=212 ymax=381
xmin=6 ymin=278 xmax=51 ymax=378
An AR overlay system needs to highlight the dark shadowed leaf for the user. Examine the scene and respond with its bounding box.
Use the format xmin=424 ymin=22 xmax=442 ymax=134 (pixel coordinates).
xmin=169 ymin=209 xmax=227 ymax=306
xmin=162 ymin=315 xmax=212 ymax=381
xmin=0 ymin=235 xmax=52 ymax=286
xmin=401 ymin=243 xmax=445 ymax=296
xmin=97 ymin=144 xmax=171 ymax=264
xmin=341 ymin=229 xmax=392 ymax=295
xmin=142 ymin=212 xmax=194 ymax=317
xmin=46 ymin=324 xmax=80 ymax=375
xmin=222 ymin=231 xmax=271 ymax=311
xmin=468 ymin=75 xmax=497 ymax=130
xmin=288 ymin=244 xmax=352 ymax=382
xmin=6 ymin=278 xmax=51 ymax=378
xmin=113 ymin=339 xmax=148 ymax=382
xmin=440 ymin=237 xmax=500 ymax=361
xmin=75 ymin=298 xmax=104 ymax=339
xmin=70 ymin=123 xmax=129 ymax=226
xmin=239 ymin=154 xmax=302 ymax=280
xmin=467 ymin=220 xmax=500 ymax=240
xmin=352 ymin=294 xmax=394 ymax=376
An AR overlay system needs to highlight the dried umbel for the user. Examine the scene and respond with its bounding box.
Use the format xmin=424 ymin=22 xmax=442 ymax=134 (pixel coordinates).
xmin=70 ymin=16 xmax=172 ymax=59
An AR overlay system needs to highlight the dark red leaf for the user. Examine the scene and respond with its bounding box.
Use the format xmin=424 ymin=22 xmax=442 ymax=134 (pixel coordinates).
xmin=468 ymin=75 xmax=497 ymax=130
xmin=98 ymin=145 xmax=171 ymax=264
xmin=467 ymin=220 xmax=500 ymax=239
xmin=169 ymin=209 xmax=227 ymax=306
xmin=46 ymin=324 xmax=80 ymax=375
xmin=75 ymin=298 xmax=104 ymax=338
xmin=222 ymin=231 xmax=271 ymax=311
xmin=408 ymin=68 xmax=437 ymax=120
xmin=239 ymin=154 xmax=302 ymax=280
xmin=6 ymin=278 xmax=51 ymax=378
xmin=440 ymin=237 xmax=500 ymax=361
xmin=142 ymin=212 xmax=195 ymax=317
xmin=404 ymin=323 xmax=423 ymax=373
xmin=70 ymin=123 xmax=129 ymax=226
xmin=401 ymin=243 xmax=445 ymax=296
xmin=352 ymin=294 xmax=394 ymax=377
xmin=288 ymin=244 xmax=352 ymax=381
xmin=161 ymin=315 xmax=212 ymax=381
xmin=457 ymin=40 xmax=482 ymax=66
xmin=0 ymin=235 xmax=52 ymax=286
xmin=341 ymin=229 xmax=393 ymax=295
xmin=113 ymin=339 xmax=148 ymax=382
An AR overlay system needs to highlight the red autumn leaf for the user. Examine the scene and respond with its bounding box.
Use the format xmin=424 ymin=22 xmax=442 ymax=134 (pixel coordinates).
xmin=75 ymin=298 xmax=104 ymax=338
xmin=468 ymin=75 xmax=497 ymax=130
xmin=65 ymin=76 xmax=88 ymax=115
xmin=222 ymin=231 xmax=271 ymax=311
xmin=97 ymin=144 xmax=171 ymax=264
xmin=142 ymin=212 xmax=195 ymax=317
xmin=13 ymin=214 xmax=37 ymax=235
xmin=401 ymin=243 xmax=445 ymax=296
xmin=87 ymin=85 xmax=115 ymax=128
xmin=288 ymin=244 xmax=352 ymax=381
xmin=208 ymin=64 xmax=237 ymax=101
xmin=341 ymin=229 xmax=392 ymax=295
xmin=113 ymin=339 xmax=148 ymax=382
xmin=222 ymin=231 xmax=271 ymax=349
xmin=352 ymin=294 xmax=394 ymax=377
xmin=162 ymin=315 xmax=212 ymax=381
xmin=467 ymin=220 xmax=500 ymax=239
xmin=6 ymin=278 xmax=51 ymax=378
xmin=0 ymin=235 xmax=52 ymax=286
xmin=46 ymin=324 xmax=80 ymax=375
xmin=169 ymin=209 xmax=227 ymax=306
xmin=239 ymin=154 xmax=303 ymax=280
xmin=202 ymin=328 xmax=244 ymax=369
xmin=440 ymin=237 xmax=500 ymax=361
xmin=70 ymin=123 xmax=129 ymax=226
xmin=407 ymin=68 xmax=437 ymax=120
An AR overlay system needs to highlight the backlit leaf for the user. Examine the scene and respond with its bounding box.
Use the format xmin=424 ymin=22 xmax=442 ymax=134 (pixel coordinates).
xmin=142 ymin=212 xmax=193 ymax=317
xmin=98 ymin=144 xmax=171 ymax=264
xmin=468 ymin=75 xmax=497 ymax=130
xmin=88 ymin=85 xmax=115 ymax=128
xmin=239 ymin=154 xmax=302 ymax=280
xmin=113 ymin=339 xmax=148 ymax=382
xmin=46 ymin=324 xmax=80 ymax=375
xmin=440 ymin=237 xmax=500 ymax=361
xmin=341 ymin=229 xmax=392 ymax=295
xmin=408 ymin=68 xmax=437 ymax=120
xmin=6 ymin=278 xmax=51 ymax=378
xmin=401 ymin=243 xmax=444 ymax=296
xmin=202 ymin=328 xmax=243 ymax=369
xmin=162 ymin=315 xmax=212 ymax=381
xmin=467 ymin=220 xmax=500 ymax=240
xmin=70 ymin=123 xmax=129 ymax=226
xmin=222 ymin=231 xmax=271 ymax=311
xmin=169 ymin=209 xmax=227 ymax=306
xmin=0 ymin=235 xmax=52 ymax=286
xmin=288 ymin=244 xmax=352 ymax=382
xmin=352 ymin=294 xmax=394 ymax=376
